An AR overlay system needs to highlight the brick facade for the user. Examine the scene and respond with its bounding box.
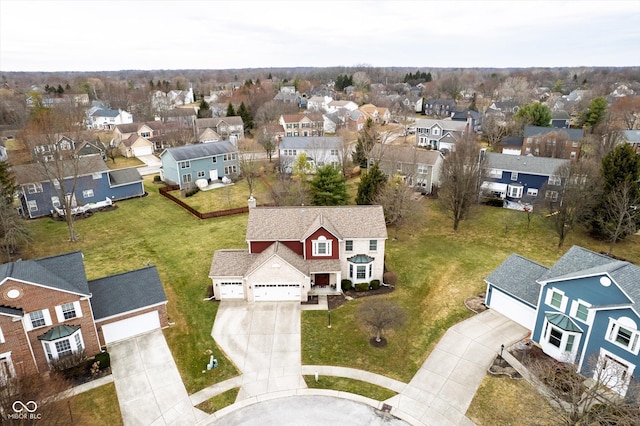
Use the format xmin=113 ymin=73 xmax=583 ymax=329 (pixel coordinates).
xmin=93 ymin=304 xmax=168 ymax=347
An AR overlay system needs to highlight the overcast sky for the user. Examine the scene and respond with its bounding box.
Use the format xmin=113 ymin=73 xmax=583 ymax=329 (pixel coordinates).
xmin=1 ymin=1 xmax=639 ymax=72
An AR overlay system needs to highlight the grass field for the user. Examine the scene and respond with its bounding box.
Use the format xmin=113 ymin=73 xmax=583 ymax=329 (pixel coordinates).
xmin=21 ymin=175 xmax=640 ymax=421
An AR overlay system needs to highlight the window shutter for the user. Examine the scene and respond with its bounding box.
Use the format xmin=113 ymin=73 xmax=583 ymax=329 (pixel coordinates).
xmin=42 ymin=309 xmax=52 ymax=326
xmin=74 ymin=301 xmax=83 ymax=318
xmin=544 ymin=289 xmax=552 ymax=306
xmin=0 ymin=326 xmax=5 ymax=343
xmin=24 ymin=315 xmax=33 ymax=332
xmin=55 ymin=305 xmax=64 ymax=323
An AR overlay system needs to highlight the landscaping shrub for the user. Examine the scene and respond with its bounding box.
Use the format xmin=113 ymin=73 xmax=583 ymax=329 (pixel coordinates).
xmin=94 ymin=351 xmax=110 ymax=370
xmin=185 ymin=187 xmax=200 ymax=197
xmin=355 ymin=282 xmax=370 ymax=292
xmin=153 ymin=175 xmax=161 ymax=182
xmin=485 ymin=198 xmax=504 ymax=207
xmin=383 ymin=271 xmax=397 ymax=286
xmin=370 ymin=279 xmax=381 ymax=290
xmin=341 ymin=279 xmax=352 ymax=292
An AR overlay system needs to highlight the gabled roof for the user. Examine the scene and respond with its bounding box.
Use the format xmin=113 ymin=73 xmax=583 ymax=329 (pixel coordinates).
xmin=76 ymin=140 xmax=105 ymax=156
xmin=88 ymin=266 xmax=167 ymax=320
xmin=121 ymin=134 xmax=150 ymax=148
xmin=369 ymin=144 xmax=443 ymax=166
xmin=196 ymin=116 xmax=244 ymax=129
xmin=281 ymin=113 xmax=323 ymax=123
xmin=162 ymin=141 xmax=237 ymax=162
xmin=91 ymin=108 xmax=120 ymax=118
xmin=484 ymin=152 xmax=568 ymax=176
xmin=0 ymin=252 xmax=90 ymax=295
xmin=621 ymin=130 xmax=640 ymax=143
xmin=209 ymin=249 xmax=255 ymax=277
xmin=414 ymin=118 xmax=468 ymax=132
xmin=280 ymin=136 xmax=343 ymax=150
xmin=246 ymin=205 xmax=387 ymax=241
xmin=13 ymin=157 xmax=109 ymax=185
xmin=524 ymin=126 xmax=584 ymax=141
xmin=500 ymin=136 xmax=524 ymax=147
xmin=108 ymin=167 xmax=142 ymax=186
xmin=246 ymin=241 xmax=309 ymax=277
xmin=485 ymin=254 xmax=547 ymax=306
xmin=115 ymin=121 xmax=168 ymax=134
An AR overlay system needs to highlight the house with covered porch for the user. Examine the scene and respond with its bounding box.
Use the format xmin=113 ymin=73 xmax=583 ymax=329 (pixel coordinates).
xmin=209 ymin=204 xmax=387 ymax=302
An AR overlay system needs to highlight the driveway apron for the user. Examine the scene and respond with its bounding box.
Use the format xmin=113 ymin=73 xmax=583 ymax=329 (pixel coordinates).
xmin=110 ymin=330 xmax=206 ymax=425
xmin=385 ymin=310 xmax=527 ymax=425
xmin=212 ymin=302 xmax=305 ymax=400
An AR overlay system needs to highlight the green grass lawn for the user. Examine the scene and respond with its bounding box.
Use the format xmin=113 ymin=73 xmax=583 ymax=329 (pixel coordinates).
xmin=106 ymin=156 xmax=145 ymax=169
xmin=21 ymin=176 xmax=640 ymax=419
xmin=65 ymin=382 xmax=123 ymax=426
xmin=195 ymin=387 xmax=240 ymax=414
xmin=303 ymin=375 xmax=396 ymax=401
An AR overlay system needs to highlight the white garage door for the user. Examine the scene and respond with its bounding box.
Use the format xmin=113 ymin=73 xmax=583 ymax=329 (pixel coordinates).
xmin=133 ymin=146 xmax=153 ymax=157
xmin=487 ymin=287 xmax=536 ymax=330
xmin=254 ymin=283 xmax=300 ymax=301
xmin=220 ymin=281 xmax=244 ymax=299
xmin=102 ymin=311 xmax=161 ymax=344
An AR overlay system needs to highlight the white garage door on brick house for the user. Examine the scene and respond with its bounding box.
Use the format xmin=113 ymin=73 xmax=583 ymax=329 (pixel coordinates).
xmin=101 ymin=311 xmax=161 ymax=344
xmin=253 ymin=283 xmax=301 ymax=301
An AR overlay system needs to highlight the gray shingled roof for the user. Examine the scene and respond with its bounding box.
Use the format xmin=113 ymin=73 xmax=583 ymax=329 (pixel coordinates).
xmin=196 ymin=116 xmax=244 ymax=129
xmin=246 ymin=206 xmax=387 ymax=241
xmin=209 ymin=250 xmax=255 ymax=277
xmin=500 ymin=136 xmax=524 ymax=147
xmin=280 ymin=137 xmax=343 ymax=150
xmin=0 ymin=305 xmax=23 ymax=317
xmin=89 ymin=266 xmax=167 ymax=320
xmin=622 ymin=130 xmax=640 ymax=143
xmin=12 ymin=157 xmax=109 ymax=185
xmin=524 ymin=126 xmax=584 ymax=141
xmin=369 ymin=144 xmax=443 ymax=166
xmin=91 ymin=109 xmax=120 ymax=118
xmin=0 ymin=252 xmax=90 ymax=295
xmin=246 ymin=242 xmax=310 ymax=276
xmin=414 ymin=118 xmax=468 ymax=132
xmin=109 ymin=167 xmax=142 ymax=186
xmin=163 ymin=141 xmax=237 ymax=162
xmin=484 ymin=152 xmax=568 ymax=176
xmin=485 ymin=254 xmax=547 ymax=306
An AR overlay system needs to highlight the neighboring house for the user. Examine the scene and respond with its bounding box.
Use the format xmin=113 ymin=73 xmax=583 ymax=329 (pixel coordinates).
xmin=480 ymin=152 xmax=568 ymax=210
xmin=346 ymin=110 xmax=367 ymax=131
xmin=89 ymin=108 xmax=133 ymax=130
xmin=523 ymin=126 xmax=584 ymax=159
xmin=32 ymin=135 xmax=76 ymax=162
xmin=621 ymin=130 xmax=640 ymax=154
xmin=551 ymin=110 xmax=571 ymax=128
xmin=161 ymin=107 xmax=197 ymax=127
xmin=326 ymin=100 xmax=358 ymax=113
xmin=279 ymin=113 xmax=324 ymax=137
xmin=13 ymin=157 xmax=145 ymax=219
xmin=118 ymin=134 xmax=155 ymax=158
xmin=485 ymin=246 xmax=640 ymax=397
xmin=209 ymin=205 xmax=387 ymax=302
xmin=195 ymin=117 xmax=244 ymax=141
xmin=368 ymin=144 xmax=443 ymax=194
xmin=489 ymin=100 xmax=520 ymax=115
xmin=0 ymin=251 xmax=168 ymax=382
xmin=414 ymin=118 xmax=469 ymax=152
xmin=422 ymin=99 xmax=457 ymax=117
xmin=278 ymin=136 xmax=344 ymax=173
xmin=307 ymin=95 xmax=332 ymax=112
xmin=322 ymin=113 xmax=341 ymax=134
xmin=358 ymin=104 xmax=391 ymax=125
xmin=75 ymin=140 xmax=106 ymax=160
xmin=499 ymin=136 xmax=525 ymax=156
xmin=451 ymin=109 xmax=482 ymax=132
xmin=113 ymin=121 xmax=183 ymax=152
xmin=160 ymin=141 xmax=239 ymax=190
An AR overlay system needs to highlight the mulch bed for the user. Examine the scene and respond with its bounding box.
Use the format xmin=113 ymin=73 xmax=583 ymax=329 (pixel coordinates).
xmin=464 ymin=293 xmax=488 ymax=313
xmin=369 ymin=336 xmax=388 ymax=348
xmin=488 ymin=355 xmax=522 ymax=379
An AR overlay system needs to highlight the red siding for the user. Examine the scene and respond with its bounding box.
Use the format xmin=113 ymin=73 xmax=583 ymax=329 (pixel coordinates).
xmin=282 ymin=241 xmax=304 ymax=255
xmin=304 ymin=227 xmax=339 ymax=260
xmin=250 ymin=240 xmax=303 ymax=255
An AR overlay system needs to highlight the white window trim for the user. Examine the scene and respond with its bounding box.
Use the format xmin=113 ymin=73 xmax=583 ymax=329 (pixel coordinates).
xmin=369 ymin=240 xmax=377 ymax=252
xmin=25 ymin=309 xmax=52 ymax=331
xmin=526 ymin=188 xmax=538 ymax=197
xmin=41 ymin=329 xmax=85 ymax=362
xmin=569 ymin=299 xmax=592 ymax=324
xmin=345 ymin=240 xmax=353 ymax=252
xmin=54 ymin=301 xmax=83 ymax=323
xmin=0 ymin=326 xmax=4 ymax=343
xmin=27 ymin=200 xmax=38 ymax=212
xmin=82 ymin=189 xmax=94 ymax=198
xmin=312 ymin=236 xmax=332 ymax=256
xmin=605 ymin=318 xmax=640 ymax=355
xmin=511 ymin=171 xmax=518 ymax=181
xmin=541 ymin=318 xmax=581 ymax=362
xmin=545 ymin=287 xmax=568 ymax=312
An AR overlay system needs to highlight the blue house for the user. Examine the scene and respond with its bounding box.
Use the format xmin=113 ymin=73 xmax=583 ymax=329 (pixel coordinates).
xmin=160 ymin=141 xmax=239 ymax=190
xmin=480 ymin=152 xmax=568 ymax=210
xmin=13 ymin=157 xmax=145 ymax=219
xmin=485 ymin=246 xmax=640 ymax=396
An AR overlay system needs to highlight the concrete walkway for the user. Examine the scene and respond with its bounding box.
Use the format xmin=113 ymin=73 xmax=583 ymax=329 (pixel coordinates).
xmin=110 ymin=330 xmax=208 ymax=425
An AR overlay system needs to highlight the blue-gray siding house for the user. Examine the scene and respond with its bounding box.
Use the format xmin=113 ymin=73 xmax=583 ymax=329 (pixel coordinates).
xmin=485 ymin=246 xmax=640 ymax=397
xmin=13 ymin=157 xmax=145 ymax=219
xmin=480 ymin=152 xmax=568 ymax=210
xmin=160 ymin=141 xmax=239 ymax=190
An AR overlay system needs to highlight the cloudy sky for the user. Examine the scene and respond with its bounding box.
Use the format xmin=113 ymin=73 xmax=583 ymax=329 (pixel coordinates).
xmin=1 ymin=1 xmax=639 ymax=72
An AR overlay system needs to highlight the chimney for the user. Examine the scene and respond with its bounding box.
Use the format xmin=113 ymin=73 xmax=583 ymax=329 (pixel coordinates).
xmin=248 ymin=194 xmax=256 ymax=209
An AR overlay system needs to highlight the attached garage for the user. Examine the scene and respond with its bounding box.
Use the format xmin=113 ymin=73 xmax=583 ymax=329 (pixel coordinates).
xmin=101 ymin=311 xmax=161 ymax=344
xmin=486 ymin=286 xmax=536 ymax=329
xmin=219 ymin=281 xmax=244 ymax=299
xmin=253 ymin=283 xmax=301 ymax=301
xmin=132 ymin=145 xmax=153 ymax=157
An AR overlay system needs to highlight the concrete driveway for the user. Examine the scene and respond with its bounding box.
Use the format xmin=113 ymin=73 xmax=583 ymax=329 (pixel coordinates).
xmin=137 ymin=154 xmax=161 ymax=176
xmin=212 ymin=302 xmax=305 ymax=400
xmin=110 ymin=330 xmax=207 ymax=425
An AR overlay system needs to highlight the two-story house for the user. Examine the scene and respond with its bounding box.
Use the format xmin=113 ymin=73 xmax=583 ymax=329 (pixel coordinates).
xmin=160 ymin=141 xmax=240 ymax=190
xmin=307 ymin=96 xmax=333 ymax=112
xmin=195 ymin=117 xmax=244 ymax=142
xmin=32 ymin=135 xmax=76 ymax=162
xmin=278 ymin=136 xmax=344 ymax=173
xmin=421 ymin=99 xmax=457 ymax=117
xmin=368 ymin=144 xmax=443 ymax=195
xmin=480 ymin=152 xmax=568 ymax=210
xmin=89 ymin=108 xmax=133 ymax=130
xmin=279 ymin=113 xmax=324 ymax=137
xmin=358 ymin=104 xmax=391 ymax=125
xmin=485 ymin=246 xmax=640 ymax=396
xmin=523 ymin=126 xmax=585 ymax=159
xmin=0 ymin=251 xmax=168 ymax=383
xmin=209 ymin=204 xmax=387 ymax=302
xmin=414 ymin=118 xmax=469 ymax=152
xmin=326 ymin=100 xmax=358 ymax=113
xmin=13 ymin=157 xmax=145 ymax=219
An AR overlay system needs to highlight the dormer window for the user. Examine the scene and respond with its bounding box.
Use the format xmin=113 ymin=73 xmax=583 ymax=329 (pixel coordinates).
xmin=312 ymin=236 xmax=332 ymax=256
xmin=606 ymin=318 xmax=640 ymax=355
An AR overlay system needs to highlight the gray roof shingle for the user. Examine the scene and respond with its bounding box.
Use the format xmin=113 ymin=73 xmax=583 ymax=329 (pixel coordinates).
xmin=13 ymin=157 xmax=109 ymax=185
xmin=163 ymin=141 xmax=237 ymax=162
xmin=88 ymin=266 xmax=167 ymax=320
xmin=108 ymin=167 xmax=142 ymax=186
xmin=485 ymin=254 xmax=547 ymax=306
xmin=524 ymin=126 xmax=584 ymax=141
xmin=280 ymin=137 xmax=343 ymax=150
xmin=484 ymin=152 xmax=568 ymax=176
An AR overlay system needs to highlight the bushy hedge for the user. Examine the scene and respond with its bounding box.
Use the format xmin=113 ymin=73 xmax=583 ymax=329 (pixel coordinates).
xmin=355 ymin=282 xmax=370 ymax=292
xmin=185 ymin=187 xmax=200 ymax=197
xmin=370 ymin=279 xmax=381 ymax=290
xmin=94 ymin=351 xmax=111 ymax=370
xmin=485 ymin=197 xmax=504 ymax=207
xmin=341 ymin=279 xmax=352 ymax=292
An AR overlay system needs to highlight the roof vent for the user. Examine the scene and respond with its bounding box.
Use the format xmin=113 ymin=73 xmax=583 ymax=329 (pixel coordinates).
xmin=600 ymin=276 xmax=612 ymax=287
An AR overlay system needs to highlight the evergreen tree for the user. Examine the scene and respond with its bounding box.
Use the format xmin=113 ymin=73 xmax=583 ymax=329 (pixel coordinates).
xmin=267 ymin=72 xmax=273 ymax=79
xmin=356 ymin=162 xmax=387 ymax=205
xmin=226 ymin=102 xmax=236 ymax=116
xmin=514 ymin=102 xmax=552 ymax=127
xmin=237 ymin=102 xmax=253 ymax=130
xmin=309 ymin=165 xmax=349 ymax=206
xmin=580 ymin=97 xmax=609 ymax=133
xmin=0 ymin=160 xmax=19 ymax=206
xmin=197 ymin=99 xmax=211 ymax=118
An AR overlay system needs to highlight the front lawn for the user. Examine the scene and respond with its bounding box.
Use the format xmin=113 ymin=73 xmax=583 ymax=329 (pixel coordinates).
xmin=303 ymin=375 xmax=396 ymax=401
xmin=65 ymin=382 xmax=123 ymax=426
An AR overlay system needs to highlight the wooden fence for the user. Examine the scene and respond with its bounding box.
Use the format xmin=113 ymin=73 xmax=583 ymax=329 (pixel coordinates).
xmin=159 ymin=185 xmax=254 ymax=219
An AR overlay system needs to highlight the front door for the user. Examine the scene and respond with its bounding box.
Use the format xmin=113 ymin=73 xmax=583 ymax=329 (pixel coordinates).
xmin=315 ymin=274 xmax=330 ymax=287
xmin=209 ymin=169 xmax=218 ymax=181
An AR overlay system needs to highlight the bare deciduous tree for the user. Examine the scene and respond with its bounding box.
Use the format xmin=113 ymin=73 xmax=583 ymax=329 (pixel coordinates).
xmin=238 ymin=149 xmax=260 ymax=197
xmin=602 ymin=180 xmax=640 ymax=255
xmin=356 ymin=299 xmax=406 ymax=344
xmin=374 ymin=176 xmax=421 ymax=240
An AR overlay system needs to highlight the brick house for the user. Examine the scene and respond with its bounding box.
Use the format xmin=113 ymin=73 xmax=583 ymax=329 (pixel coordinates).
xmin=0 ymin=252 xmax=167 ymax=382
